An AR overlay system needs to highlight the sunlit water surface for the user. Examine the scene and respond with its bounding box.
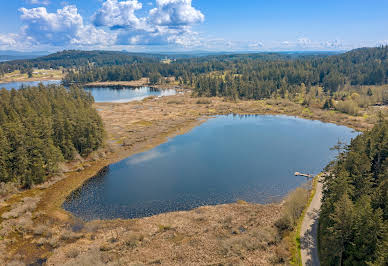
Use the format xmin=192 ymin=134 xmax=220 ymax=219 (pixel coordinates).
xmin=0 ymin=80 xmax=61 ymax=90
xmin=0 ymin=80 xmax=176 ymax=103
xmin=84 ymin=86 xmax=176 ymax=102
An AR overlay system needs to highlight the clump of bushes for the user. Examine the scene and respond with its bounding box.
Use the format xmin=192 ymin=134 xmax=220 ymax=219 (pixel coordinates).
xmin=0 ymin=182 xmax=18 ymax=198
xmin=334 ymin=100 xmax=359 ymax=116
xmin=1 ymin=197 xmax=40 ymax=219
xmin=220 ymin=226 xmax=278 ymax=256
xmin=275 ymin=187 xmax=310 ymax=233
xmin=167 ymin=99 xmax=185 ymax=104
xmin=196 ymin=98 xmax=212 ymax=104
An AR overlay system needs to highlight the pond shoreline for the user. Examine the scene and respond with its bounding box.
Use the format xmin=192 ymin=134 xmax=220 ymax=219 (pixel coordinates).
xmin=4 ymin=91 xmax=376 ymax=221
xmin=63 ymin=114 xmax=357 ymax=221
xmin=0 ymin=90 xmax=379 ymax=264
xmin=39 ymin=91 xmax=374 ymax=222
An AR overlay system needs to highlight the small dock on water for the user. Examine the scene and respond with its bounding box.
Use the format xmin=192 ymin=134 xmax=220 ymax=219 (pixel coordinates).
xmin=294 ymin=172 xmax=314 ymax=178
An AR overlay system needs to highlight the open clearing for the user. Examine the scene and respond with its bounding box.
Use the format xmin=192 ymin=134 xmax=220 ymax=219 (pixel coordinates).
xmin=0 ymin=69 xmax=63 ymax=83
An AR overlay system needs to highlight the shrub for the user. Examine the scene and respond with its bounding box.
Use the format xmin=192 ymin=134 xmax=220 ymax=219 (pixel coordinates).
xmin=0 ymin=182 xmax=18 ymax=198
xmin=63 ymin=249 xmax=105 ymax=266
xmin=335 ymin=100 xmax=359 ymax=116
xmin=167 ymin=99 xmax=184 ymax=104
xmin=66 ymin=247 xmax=80 ymax=258
xmin=196 ymin=98 xmax=212 ymax=104
xmin=33 ymin=224 xmax=50 ymax=236
xmin=1 ymin=197 xmax=39 ymax=219
xmin=276 ymin=187 xmax=309 ymax=233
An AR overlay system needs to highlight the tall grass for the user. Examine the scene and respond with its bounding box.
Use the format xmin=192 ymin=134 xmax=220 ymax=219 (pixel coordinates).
xmin=275 ymin=179 xmax=316 ymax=265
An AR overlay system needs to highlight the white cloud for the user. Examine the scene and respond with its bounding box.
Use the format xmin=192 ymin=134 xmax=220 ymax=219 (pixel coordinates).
xmin=277 ymin=38 xmax=346 ymax=50
xmin=377 ymin=40 xmax=388 ymax=46
xmin=25 ymin=0 xmax=50 ymax=5
xmin=92 ymin=0 xmax=145 ymax=29
xmin=297 ymin=37 xmax=311 ymax=47
xmin=248 ymin=41 xmax=264 ymax=50
xmin=0 ymin=34 xmax=17 ymax=46
xmin=91 ymin=0 xmax=204 ymax=46
xmin=19 ymin=5 xmax=112 ymax=46
xmin=7 ymin=0 xmax=205 ymax=49
xmin=149 ymin=0 xmax=204 ymax=26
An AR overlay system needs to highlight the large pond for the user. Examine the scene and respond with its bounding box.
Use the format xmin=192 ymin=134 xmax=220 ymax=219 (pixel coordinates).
xmin=63 ymin=115 xmax=358 ymax=221
xmin=0 ymin=80 xmax=176 ymax=103
xmin=84 ymin=86 xmax=176 ymax=103
xmin=0 ymin=80 xmax=61 ymax=90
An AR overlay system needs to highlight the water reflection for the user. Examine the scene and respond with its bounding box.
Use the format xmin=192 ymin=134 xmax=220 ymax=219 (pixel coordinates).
xmin=84 ymin=86 xmax=176 ymax=103
xmin=0 ymin=81 xmax=177 ymax=103
xmin=63 ymin=115 xmax=358 ymax=221
xmin=0 ymin=80 xmax=61 ymax=90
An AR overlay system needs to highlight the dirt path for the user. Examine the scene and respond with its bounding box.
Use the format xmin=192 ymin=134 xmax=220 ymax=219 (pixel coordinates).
xmin=300 ymin=177 xmax=323 ymax=266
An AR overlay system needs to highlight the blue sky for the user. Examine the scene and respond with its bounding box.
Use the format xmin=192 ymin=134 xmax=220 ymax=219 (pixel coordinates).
xmin=0 ymin=0 xmax=387 ymax=52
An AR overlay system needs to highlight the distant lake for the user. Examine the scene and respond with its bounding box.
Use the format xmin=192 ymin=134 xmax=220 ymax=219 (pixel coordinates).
xmin=84 ymin=86 xmax=176 ymax=103
xmin=63 ymin=115 xmax=358 ymax=221
xmin=0 ymin=80 xmax=176 ymax=103
xmin=0 ymin=80 xmax=61 ymax=90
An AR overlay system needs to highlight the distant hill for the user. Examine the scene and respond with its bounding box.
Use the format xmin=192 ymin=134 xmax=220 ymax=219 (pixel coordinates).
xmin=0 ymin=47 xmax=386 ymax=78
xmin=0 ymin=49 xmax=340 ymax=70
xmin=0 ymin=50 xmax=163 ymax=74
xmin=0 ymin=50 xmax=49 ymax=61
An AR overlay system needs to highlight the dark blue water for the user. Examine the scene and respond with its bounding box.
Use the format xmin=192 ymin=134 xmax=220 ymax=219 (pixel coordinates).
xmin=0 ymin=80 xmax=61 ymax=90
xmin=84 ymin=87 xmax=176 ymax=103
xmin=63 ymin=115 xmax=358 ymax=221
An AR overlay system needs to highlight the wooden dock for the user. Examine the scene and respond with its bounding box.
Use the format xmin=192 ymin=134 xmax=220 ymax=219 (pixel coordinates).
xmin=294 ymin=172 xmax=313 ymax=178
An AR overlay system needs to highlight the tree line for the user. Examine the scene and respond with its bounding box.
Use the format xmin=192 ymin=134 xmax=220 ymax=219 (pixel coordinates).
xmin=319 ymin=116 xmax=387 ymax=265
xmin=0 ymin=50 xmax=161 ymax=77
xmin=0 ymin=85 xmax=104 ymax=187
xmin=58 ymin=47 xmax=388 ymax=102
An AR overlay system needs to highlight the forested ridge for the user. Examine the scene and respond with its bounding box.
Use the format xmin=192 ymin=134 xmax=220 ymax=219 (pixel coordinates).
xmin=0 ymin=85 xmax=104 ymax=187
xmin=319 ymin=117 xmax=388 ymax=265
xmin=59 ymin=46 xmax=388 ymax=99
xmin=0 ymin=50 xmax=161 ymax=76
xmin=2 ymin=47 xmax=388 ymax=102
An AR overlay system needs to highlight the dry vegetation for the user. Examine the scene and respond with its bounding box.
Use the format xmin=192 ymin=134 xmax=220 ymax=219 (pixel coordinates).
xmin=0 ymin=69 xmax=63 ymax=83
xmin=84 ymin=76 xmax=179 ymax=90
xmin=0 ymin=90 xmax=384 ymax=265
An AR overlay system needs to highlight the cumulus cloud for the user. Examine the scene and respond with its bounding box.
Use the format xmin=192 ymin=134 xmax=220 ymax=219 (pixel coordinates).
xmin=91 ymin=0 xmax=204 ymax=46
xmin=19 ymin=5 xmax=112 ymax=46
xmin=9 ymin=0 xmax=205 ymax=49
xmin=92 ymin=0 xmax=145 ymax=29
xmin=149 ymin=0 xmax=204 ymax=26
xmin=115 ymin=26 xmax=197 ymax=46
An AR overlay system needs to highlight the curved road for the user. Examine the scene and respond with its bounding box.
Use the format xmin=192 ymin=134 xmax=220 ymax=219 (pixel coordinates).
xmin=300 ymin=178 xmax=323 ymax=266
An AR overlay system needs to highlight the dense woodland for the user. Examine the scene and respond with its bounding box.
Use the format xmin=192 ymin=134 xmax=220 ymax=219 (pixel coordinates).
xmin=319 ymin=117 xmax=388 ymax=265
xmin=0 ymin=85 xmax=104 ymax=187
xmin=2 ymin=47 xmax=388 ymax=108
xmin=57 ymin=47 xmax=388 ymax=116
xmin=58 ymin=47 xmax=387 ymax=97
xmin=0 ymin=50 xmax=161 ymax=76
